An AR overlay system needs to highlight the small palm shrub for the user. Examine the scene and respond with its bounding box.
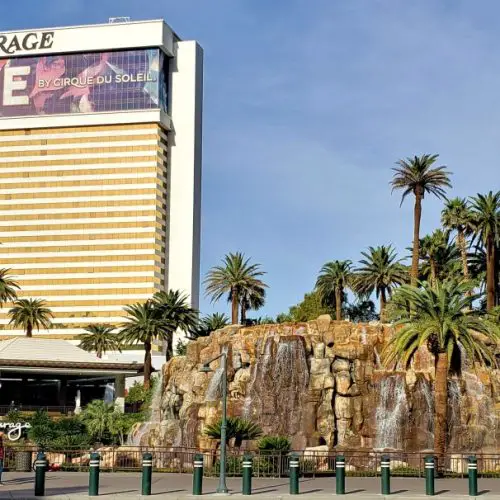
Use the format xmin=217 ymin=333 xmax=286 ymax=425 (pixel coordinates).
xmin=204 ymin=417 xmax=263 ymax=448
xmin=257 ymin=436 xmax=291 ymax=454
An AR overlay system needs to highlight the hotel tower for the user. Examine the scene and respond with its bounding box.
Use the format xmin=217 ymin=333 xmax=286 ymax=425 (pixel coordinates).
xmin=0 ymin=20 xmax=203 ymax=341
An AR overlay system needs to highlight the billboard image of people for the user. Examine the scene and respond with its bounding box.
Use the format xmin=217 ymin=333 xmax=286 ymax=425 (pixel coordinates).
xmin=0 ymin=48 xmax=168 ymax=117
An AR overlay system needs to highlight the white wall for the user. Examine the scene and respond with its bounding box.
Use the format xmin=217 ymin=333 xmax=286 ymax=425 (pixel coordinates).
xmin=167 ymin=40 xmax=203 ymax=346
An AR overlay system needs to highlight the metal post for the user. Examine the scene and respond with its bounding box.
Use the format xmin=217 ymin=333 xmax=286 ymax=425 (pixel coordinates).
xmin=425 ymin=455 xmax=435 ymax=496
xmin=468 ymin=455 xmax=478 ymax=497
xmin=192 ymin=453 xmax=204 ymax=496
xmin=242 ymin=453 xmax=253 ymax=495
xmin=142 ymin=452 xmax=153 ymax=496
xmin=289 ymin=453 xmax=300 ymax=495
xmin=34 ymin=451 xmax=47 ymax=497
xmin=381 ymin=455 xmax=391 ymax=495
xmin=89 ymin=452 xmax=100 ymax=496
xmin=336 ymin=455 xmax=345 ymax=495
xmin=217 ymin=352 xmax=229 ymax=494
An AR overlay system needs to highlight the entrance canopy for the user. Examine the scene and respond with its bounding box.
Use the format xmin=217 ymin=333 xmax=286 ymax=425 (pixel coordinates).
xmin=0 ymin=338 xmax=144 ymax=414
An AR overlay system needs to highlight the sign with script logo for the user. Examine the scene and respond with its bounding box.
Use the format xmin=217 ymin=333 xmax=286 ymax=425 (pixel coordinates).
xmin=0 ymin=32 xmax=54 ymax=55
xmin=0 ymin=422 xmax=32 ymax=441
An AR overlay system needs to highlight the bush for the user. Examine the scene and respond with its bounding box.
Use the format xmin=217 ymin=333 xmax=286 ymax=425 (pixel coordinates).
xmin=257 ymin=436 xmax=291 ymax=454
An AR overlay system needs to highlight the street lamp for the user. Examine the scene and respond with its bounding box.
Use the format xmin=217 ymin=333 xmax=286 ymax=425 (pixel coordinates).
xmin=199 ymin=351 xmax=228 ymax=494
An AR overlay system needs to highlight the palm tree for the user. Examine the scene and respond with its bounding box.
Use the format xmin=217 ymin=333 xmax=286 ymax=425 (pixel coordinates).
xmin=391 ymin=154 xmax=452 ymax=285
xmin=315 ymin=260 xmax=352 ymax=320
xmin=353 ymin=245 xmax=407 ymax=321
xmin=188 ymin=313 xmax=230 ymax=339
xmin=469 ymin=191 xmax=500 ymax=311
xmin=0 ymin=269 xmax=19 ymax=306
xmin=120 ymin=301 xmax=170 ymax=389
xmin=152 ymin=290 xmax=198 ymax=361
xmin=80 ymin=400 xmax=115 ymax=442
xmin=383 ymin=280 xmax=499 ymax=461
xmin=240 ymin=284 xmax=266 ymax=323
xmin=204 ymin=252 xmax=267 ymax=324
xmin=441 ymin=198 xmax=474 ymax=282
xmin=8 ymin=298 xmax=53 ymax=337
xmin=204 ymin=417 xmax=263 ymax=449
xmin=79 ymin=324 xmax=122 ymax=358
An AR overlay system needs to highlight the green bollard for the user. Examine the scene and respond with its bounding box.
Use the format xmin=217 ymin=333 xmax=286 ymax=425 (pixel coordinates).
xmin=336 ymin=455 xmax=345 ymax=495
xmin=242 ymin=453 xmax=253 ymax=495
xmin=289 ymin=453 xmax=300 ymax=495
xmin=468 ymin=455 xmax=478 ymax=497
xmin=142 ymin=452 xmax=153 ymax=496
xmin=34 ymin=451 xmax=48 ymax=497
xmin=381 ymin=455 xmax=391 ymax=495
xmin=425 ymin=455 xmax=435 ymax=496
xmin=192 ymin=453 xmax=204 ymax=495
xmin=89 ymin=452 xmax=100 ymax=496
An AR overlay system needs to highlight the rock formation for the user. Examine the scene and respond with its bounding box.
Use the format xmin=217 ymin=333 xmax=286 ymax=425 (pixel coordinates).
xmin=135 ymin=317 xmax=500 ymax=452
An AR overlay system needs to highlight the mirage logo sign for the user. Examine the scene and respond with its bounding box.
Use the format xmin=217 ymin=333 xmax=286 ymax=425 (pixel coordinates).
xmin=0 ymin=31 xmax=54 ymax=55
xmin=0 ymin=422 xmax=31 ymax=441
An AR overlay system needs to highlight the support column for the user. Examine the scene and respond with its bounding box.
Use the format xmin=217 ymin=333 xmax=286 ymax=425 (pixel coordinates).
xmin=58 ymin=378 xmax=68 ymax=409
xmin=115 ymin=375 xmax=126 ymax=412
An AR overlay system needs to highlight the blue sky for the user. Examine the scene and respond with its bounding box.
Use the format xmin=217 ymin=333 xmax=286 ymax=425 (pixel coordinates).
xmin=3 ymin=1 xmax=500 ymax=318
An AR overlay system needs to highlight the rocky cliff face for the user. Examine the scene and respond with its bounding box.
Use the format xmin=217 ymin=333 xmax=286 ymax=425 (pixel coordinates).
xmin=138 ymin=318 xmax=500 ymax=452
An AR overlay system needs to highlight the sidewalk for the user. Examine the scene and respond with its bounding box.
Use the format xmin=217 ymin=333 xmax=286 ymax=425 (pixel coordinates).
xmin=0 ymin=472 xmax=498 ymax=499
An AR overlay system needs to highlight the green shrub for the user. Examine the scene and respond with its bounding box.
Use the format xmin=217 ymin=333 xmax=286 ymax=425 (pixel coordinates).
xmin=257 ymin=436 xmax=291 ymax=454
xmin=204 ymin=417 xmax=262 ymax=448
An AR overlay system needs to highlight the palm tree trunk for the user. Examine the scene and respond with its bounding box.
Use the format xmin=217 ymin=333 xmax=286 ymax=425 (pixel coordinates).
xmin=240 ymin=303 xmax=247 ymax=324
xmin=379 ymin=289 xmax=387 ymax=322
xmin=411 ymin=190 xmax=423 ymax=286
xmin=486 ymin=235 xmax=496 ymax=311
xmin=457 ymin=229 xmax=469 ymax=281
xmin=335 ymin=288 xmax=342 ymax=321
xmin=143 ymin=339 xmax=152 ymax=390
xmin=434 ymin=351 xmax=448 ymax=469
xmin=430 ymin=259 xmax=437 ymax=288
xmin=231 ymin=288 xmax=239 ymax=324
xmin=26 ymin=322 xmax=33 ymax=338
xmin=166 ymin=333 xmax=173 ymax=362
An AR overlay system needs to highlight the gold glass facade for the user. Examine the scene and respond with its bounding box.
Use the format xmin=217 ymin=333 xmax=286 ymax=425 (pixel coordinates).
xmin=0 ymin=123 xmax=168 ymax=334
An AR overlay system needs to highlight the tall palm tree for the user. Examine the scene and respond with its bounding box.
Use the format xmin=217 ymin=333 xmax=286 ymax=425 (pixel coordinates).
xmin=240 ymin=284 xmax=266 ymax=323
xmin=152 ymin=290 xmax=198 ymax=361
xmin=8 ymin=298 xmax=53 ymax=337
xmin=204 ymin=252 xmax=267 ymax=324
xmin=441 ymin=198 xmax=474 ymax=282
xmin=120 ymin=301 xmax=171 ymax=389
xmin=79 ymin=324 xmax=122 ymax=358
xmin=383 ymin=281 xmax=499 ymax=461
xmin=469 ymin=191 xmax=500 ymax=311
xmin=315 ymin=260 xmax=353 ymax=320
xmin=0 ymin=269 xmax=19 ymax=306
xmin=391 ymin=154 xmax=452 ymax=285
xmin=353 ymin=245 xmax=407 ymax=321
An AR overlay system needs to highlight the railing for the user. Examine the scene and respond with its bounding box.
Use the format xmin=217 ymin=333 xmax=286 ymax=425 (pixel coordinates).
xmin=0 ymin=405 xmax=141 ymax=416
xmin=3 ymin=447 xmax=500 ymax=478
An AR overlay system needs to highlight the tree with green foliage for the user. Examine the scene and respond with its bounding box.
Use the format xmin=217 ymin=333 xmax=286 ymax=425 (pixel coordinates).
xmin=344 ymin=299 xmax=379 ymax=323
xmin=441 ymin=197 xmax=474 ymax=283
xmin=353 ymin=245 xmax=407 ymax=321
xmin=79 ymin=400 xmax=116 ymax=443
xmin=383 ymin=280 xmax=499 ymax=461
xmin=240 ymin=283 xmax=266 ymax=323
xmin=315 ymin=260 xmax=353 ymax=320
xmin=204 ymin=417 xmax=263 ymax=449
xmin=391 ymin=154 xmax=452 ymax=286
xmin=0 ymin=269 xmax=19 ymax=306
xmin=79 ymin=324 xmax=122 ymax=358
xmin=286 ymin=291 xmax=333 ymax=322
xmin=8 ymin=298 xmax=53 ymax=337
xmin=120 ymin=301 xmax=170 ymax=389
xmin=188 ymin=313 xmax=230 ymax=339
xmin=152 ymin=290 xmax=198 ymax=361
xmin=204 ymin=252 xmax=267 ymax=324
xmin=469 ymin=191 xmax=500 ymax=310
xmin=419 ymin=230 xmax=460 ymax=286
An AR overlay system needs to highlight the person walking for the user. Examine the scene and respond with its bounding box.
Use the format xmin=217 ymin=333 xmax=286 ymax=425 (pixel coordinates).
xmin=0 ymin=432 xmax=5 ymax=485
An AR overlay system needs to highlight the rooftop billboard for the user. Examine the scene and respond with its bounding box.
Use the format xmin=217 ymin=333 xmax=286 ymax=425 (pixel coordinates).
xmin=0 ymin=48 xmax=168 ymax=117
